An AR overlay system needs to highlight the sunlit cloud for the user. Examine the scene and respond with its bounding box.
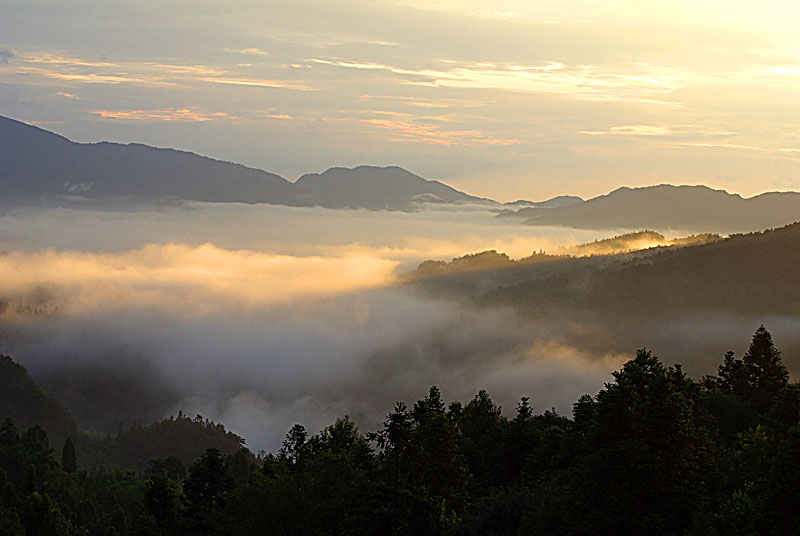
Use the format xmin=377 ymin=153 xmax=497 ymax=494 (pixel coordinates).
xmin=357 ymin=94 xmax=490 ymax=109
xmin=89 ymin=108 xmax=235 ymax=122
xmin=581 ymin=124 xmax=737 ymax=138
xmin=12 ymin=65 xmax=174 ymax=87
xmin=55 ymin=91 xmax=79 ymax=100
xmin=227 ymin=48 xmax=271 ymax=56
xmin=261 ymin=113 xmax=293 ymax=120
xmin=141 ymin=63 xmax=228 ymax=76
xmin=760 ymin=65 xmax=800 ymax=76
xmin=263 ymin=30 xmax=398 ymax=48
xmin=581 ymin=124 xmax=674 ymax=137
xmin=198 ymin=77 xmax=313 ymax=90
xmin=309 ymin=57 xmax=683 ymax=101
xmin=0 ymin=243 xmax=398 ymax=316
xmin=360 ymin=116 xmax=520 ymax=146
xmin=21 ymin=51 xmax=115 ymax=68
xmin=675 ymin=142 xmax=800 ymax=157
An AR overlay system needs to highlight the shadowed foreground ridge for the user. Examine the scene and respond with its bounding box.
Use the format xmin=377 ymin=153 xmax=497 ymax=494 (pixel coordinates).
xmin=2 ymin=326 xmax=799 ymax=535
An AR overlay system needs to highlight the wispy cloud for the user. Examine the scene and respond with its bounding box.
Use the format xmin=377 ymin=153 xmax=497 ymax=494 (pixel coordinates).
xmin=89 ymin=108 xmax=235 ymax=122
xmin=199 ymin=77 xmax=313 ymax=90
xmin=581 ymin=124 xmax=736 ymax=138
xmin=360 ymin=116 xmax=520 ymax=146
xmin=581 ymin=124 xmax=674 ymax=137
xmin=12 ymin=65 xmax=174 ymax=87
xmin=358 ymin=94 xmax=490 ymax=109
xmin=309 ymin=57 xmax=682 ymax=101
xmin=227 ymin=48 xmax=271 ymax=56
xmin=676 ymin=142 xmax=800 ymax=155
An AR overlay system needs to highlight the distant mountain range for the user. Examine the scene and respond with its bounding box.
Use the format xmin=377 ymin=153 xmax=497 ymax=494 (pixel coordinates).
xmin=503 ymin=184 xmax=800 ymax=232
xmin=4 ymin=116 xmax=800 ymax=230
xmin=0 ymin=116 xmax=490 ymax=210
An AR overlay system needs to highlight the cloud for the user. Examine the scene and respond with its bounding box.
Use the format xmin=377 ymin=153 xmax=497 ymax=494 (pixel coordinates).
xmin=309 ymin=57 xmax=682 ymax=101
xmin=227 ymin=48 xmax=271 ymax=56
xmin=0 ymin=243 xmax=398 ymax=315
xmin=581 ymin=124 xmax=675 ymax=137
xmin=198 ymin=77 xmax=313 ymax=90
xmin=359 ymin=115 xmax=521 ymax=146
xmin=89 ymin=108 xmax=236 ymax=122
xmin=580 ymin=124 xmax=738 ymax=140
xmin=0 ymin=49 xmax=15 ymax=64
xmin=2 ymin=205 xmax=799 ymax=452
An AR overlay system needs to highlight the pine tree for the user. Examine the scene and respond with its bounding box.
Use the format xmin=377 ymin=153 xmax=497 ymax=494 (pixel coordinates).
xmin=744 ymin=325 xmax=789 ymax=411
xmin=60 ymin=437 xmax=76 ymax=474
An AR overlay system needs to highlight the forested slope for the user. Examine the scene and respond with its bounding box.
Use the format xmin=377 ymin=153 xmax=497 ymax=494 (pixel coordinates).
xmin=1 ymin=327 xmax=799 ymax=534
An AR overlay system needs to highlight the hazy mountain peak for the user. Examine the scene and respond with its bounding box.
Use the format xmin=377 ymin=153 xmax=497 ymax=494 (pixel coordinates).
xmin=509 ymin=182 xmax=800 ymax=232
xmin=295 ymin=165 xmax=494 ymax=209
xmin=0 ymin=117 xmax=493 ymax=210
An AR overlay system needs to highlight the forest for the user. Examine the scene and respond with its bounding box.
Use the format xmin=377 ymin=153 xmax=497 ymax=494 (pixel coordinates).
xmin=1 ymin=326 xmax=799 ymax=535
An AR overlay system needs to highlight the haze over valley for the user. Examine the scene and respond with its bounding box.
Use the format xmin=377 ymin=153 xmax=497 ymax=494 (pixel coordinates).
xmin=2 ymin=118 xmax=800 ymax=453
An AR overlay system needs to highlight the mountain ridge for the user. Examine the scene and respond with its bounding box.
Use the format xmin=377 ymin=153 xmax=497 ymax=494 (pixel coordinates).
xmin=0 ymin=116 xmax=490 ymax=210
xmin=5 ymin=116 xmax=800 ymax=222
xmin=507 ymin=183 xmax=800 ymax=232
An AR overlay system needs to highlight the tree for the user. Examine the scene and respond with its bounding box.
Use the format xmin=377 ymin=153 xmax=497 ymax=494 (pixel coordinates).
xmin=60 ymin=437 xmax=76 ymax=474
xmin=184 ymin=448 xmax=231 ymax=513
xmin=0 ymin=419 xmax=19 ymax=446
xmin=145 ymin=475 xmax=180 ymax=533
xmin=743 ymin=325 xmax=789 ymax=410
xmin=716 ymin=326 xmax=789 ymax=412
xmin=280 ymin=424 xmax=308 ymax=468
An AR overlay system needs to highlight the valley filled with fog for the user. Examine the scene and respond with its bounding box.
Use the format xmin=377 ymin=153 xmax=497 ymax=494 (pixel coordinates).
xmin=1 ymin=202 xmax=797 ymax=452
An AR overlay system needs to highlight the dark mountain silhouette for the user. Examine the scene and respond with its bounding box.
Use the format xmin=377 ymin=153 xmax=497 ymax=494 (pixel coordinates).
xmin=0 ymin=116 xmax=491 ymax=210
xmin=294 ymin=165 xmax=494 ymax=209
xmin=507 ymin=184 xmax=800 ymax=232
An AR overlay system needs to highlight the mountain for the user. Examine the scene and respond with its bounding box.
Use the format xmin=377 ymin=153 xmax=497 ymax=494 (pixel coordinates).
xmin=0 ymin=115 xmax=492 ymax=210
xmin=404 ymin=230 xmax=719 ymax=300
xmin=0 ymin=351 xmax=247 ymax=470
xmin=408 ymin=222 xmax=800 ymax=317
xmin=469 ymin=222 xmax=800 ymax=317
xmin=0 ymin=354 xmax=78 ymax=447
xmin=503 ymin=195 xmax=584 ymax=208
xmin=0 ymin=115 xmax=304 ymax=206
xmin=506 ymin=184 xmax=800 ymax=232
xmin=294 ymin=165 xmax=495 ymax=209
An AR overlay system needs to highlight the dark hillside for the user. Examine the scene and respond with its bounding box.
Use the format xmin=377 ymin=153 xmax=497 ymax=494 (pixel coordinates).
xmin=0 ymin=355 xmax=77 ymax=447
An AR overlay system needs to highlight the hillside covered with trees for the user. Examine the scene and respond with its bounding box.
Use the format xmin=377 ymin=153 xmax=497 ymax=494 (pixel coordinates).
xmin=2 ymin=327 xmax=799 ymax=534
xmin=407 ymin=222 xmax=800 ymax=318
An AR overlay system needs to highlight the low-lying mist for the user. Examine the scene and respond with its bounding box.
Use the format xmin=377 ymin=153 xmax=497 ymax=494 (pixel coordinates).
xmin=1 ymin=203 xmax=797 ymax=452
xmin=0 ymin=242 xmax=628 ymax=451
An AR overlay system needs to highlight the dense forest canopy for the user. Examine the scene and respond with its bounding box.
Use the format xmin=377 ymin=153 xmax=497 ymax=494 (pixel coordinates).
xmin=2 ymin=326 xmax=799 ymax=534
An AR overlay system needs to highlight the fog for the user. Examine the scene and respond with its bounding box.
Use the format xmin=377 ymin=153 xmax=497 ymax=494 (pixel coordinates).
xmin=0 ymin=202 xmax=795 ymax=452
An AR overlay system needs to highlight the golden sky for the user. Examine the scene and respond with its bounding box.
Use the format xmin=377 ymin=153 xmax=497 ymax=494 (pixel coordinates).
xmin=3 ymin=0 xmax=800 ymax=200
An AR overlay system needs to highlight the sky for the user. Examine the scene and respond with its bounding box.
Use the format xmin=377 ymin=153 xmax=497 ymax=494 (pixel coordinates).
xmin=3 ymin=0 xmax=800 ymax=201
